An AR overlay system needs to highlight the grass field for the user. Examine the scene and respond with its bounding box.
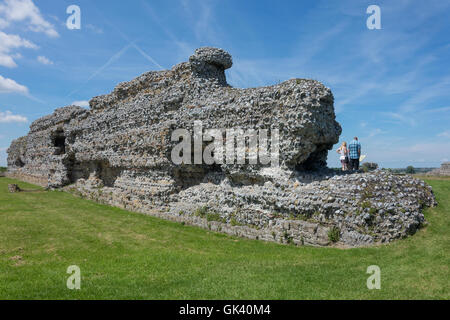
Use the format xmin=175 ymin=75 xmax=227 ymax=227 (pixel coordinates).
xmin=0 ymin=176 xmax=448 ymax=299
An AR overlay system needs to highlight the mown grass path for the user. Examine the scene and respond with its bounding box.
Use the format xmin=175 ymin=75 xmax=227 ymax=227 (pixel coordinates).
xmin=0 ymin=177 xmax=448 ymax=299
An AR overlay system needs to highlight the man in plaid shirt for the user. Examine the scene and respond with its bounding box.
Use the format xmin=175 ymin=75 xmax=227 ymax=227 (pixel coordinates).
xmin=348 ymin=137 xmax=361 ymax=171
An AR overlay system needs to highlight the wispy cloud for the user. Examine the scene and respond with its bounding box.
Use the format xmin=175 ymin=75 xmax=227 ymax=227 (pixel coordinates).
xmin=381 ymin=111 xmax=416 ymax=126
xmin=0 ymin=0 xmax=59 ymax=37
xmin=180 ymin=0 xmax=217 ymax=44
xmin=335 ymin=81 xmax=378 ymax=113
xmin=379 ymin=77 xmax=450 ymax=128
xmin=228 ymin=22 xmax=349 ymax=89
xmin=0 ymin=31 xmax=37 ymax=68
xmin=424 ymin=106 xmax=450 ymax=114
xmin=401 ymin=142 xmax=450 ymax=156
xmin=37 ymin=55 xmax=53 ymax=65
xmin=0 ymin=75 xmax=44 ymax=104
xmin=0 ymin=75 xmax=28 ymax=94
xmin=85 ymin=24 xmax=104 ymax=35
xmin=140 ymin=0 xmax=195 ymax=60
xmin=0 ymin=110 xmax=28 ymax=123
xmin=63 ymin=1 xmax=166 ymax=97
xmin=438 ymin=130 xmax=450 ymax=138
xmin=66 ymin=43 xmax=134 ymax=98
xmin=398 ymin=76 xmax=450 ymax=114
xmin=361 ymin=139 xmax=450 ymax=167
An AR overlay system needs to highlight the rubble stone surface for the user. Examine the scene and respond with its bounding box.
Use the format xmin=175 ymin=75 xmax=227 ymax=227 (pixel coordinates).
xmin=6 ymin=47 xmax=436 ymax=247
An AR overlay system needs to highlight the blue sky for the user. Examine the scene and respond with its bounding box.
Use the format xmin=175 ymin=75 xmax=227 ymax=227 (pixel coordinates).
xmin=0 ymin=0 xmax=449 ymax=168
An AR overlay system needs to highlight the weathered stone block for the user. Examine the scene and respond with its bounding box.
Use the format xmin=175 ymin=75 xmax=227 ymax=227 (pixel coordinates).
xmin=8 ymin=184 xmax=21 ymax=193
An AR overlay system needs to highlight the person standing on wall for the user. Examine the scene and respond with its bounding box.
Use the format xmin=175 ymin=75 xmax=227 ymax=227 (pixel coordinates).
xmin=348 ymin=137 xmax=361 ymax=171
xmin=336 ymin=142 xmax=349 ymax=171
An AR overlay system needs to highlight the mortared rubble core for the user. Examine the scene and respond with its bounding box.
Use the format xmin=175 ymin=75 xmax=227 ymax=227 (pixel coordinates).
xmin=6 ymin=47 xmax=436 ymax=247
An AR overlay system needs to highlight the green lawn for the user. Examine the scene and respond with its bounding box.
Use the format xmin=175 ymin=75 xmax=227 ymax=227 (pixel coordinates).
xmin=0 ymin=176 xmax=448 ymax=299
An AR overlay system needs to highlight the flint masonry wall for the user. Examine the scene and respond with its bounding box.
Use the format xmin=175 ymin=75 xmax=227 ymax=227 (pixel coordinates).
xmin=427 ymin=162 xmax=450 ymax=176
xmin=7 ymin=47 xmax=436 ymax=247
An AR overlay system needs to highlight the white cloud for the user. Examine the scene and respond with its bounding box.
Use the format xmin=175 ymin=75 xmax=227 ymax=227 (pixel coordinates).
xmin=0 ymin=1 xmax=57 ymax=68
xmin=0 ymin=54 xmax=16 ymax=68
xmin=0 ymin=110 xmax=28 ymax=123
xmin=37 ymin=55 xmax=53 ymax=65
xmin=438 ymin=131 xmax=450 ymax=138
xmin=0 ymin=31 xmax=37 ymax=67
xmin=72 ymin=100 xmax=89 ymax=107
xmin=0 ymin=75 xmax=28 ymax=94
xmin=0 ymin=0 xmax=59 ymax=37
xmin=85 ymin=24 xmax=104 ymax=34
xmin=0 ymin=31 xmax=36 ymax=49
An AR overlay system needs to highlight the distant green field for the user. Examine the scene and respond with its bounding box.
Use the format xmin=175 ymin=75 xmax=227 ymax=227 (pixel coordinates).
xmin=0 ymin=176 xmax=448 ymax=299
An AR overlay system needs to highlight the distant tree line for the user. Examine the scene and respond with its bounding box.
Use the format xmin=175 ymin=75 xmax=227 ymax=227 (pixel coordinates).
xmin=330 ymin=165 xmax=435 ymax=175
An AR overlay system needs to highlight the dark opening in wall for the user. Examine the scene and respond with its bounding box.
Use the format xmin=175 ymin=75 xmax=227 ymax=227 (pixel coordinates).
xmin=295 ymin=144 xmax=329 ymax=171
xmin=68 ymin=160 xmax=122 ymax=187
xmin=173 ymin=164 xmax=223 ymax=190
xmin=52 ymin=129 xmax=66 ymax=155
xmin=96 ymin=161 xmax=121 ymax=187
xmin=15 ymin=158 xmax=25 ymax=168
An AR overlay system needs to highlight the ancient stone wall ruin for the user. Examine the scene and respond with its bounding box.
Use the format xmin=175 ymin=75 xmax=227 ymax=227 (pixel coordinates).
xmin=427 ymin=162 xmax=450 ymax=176
xmin=7 ymin=47 xmax=436 ymax=247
